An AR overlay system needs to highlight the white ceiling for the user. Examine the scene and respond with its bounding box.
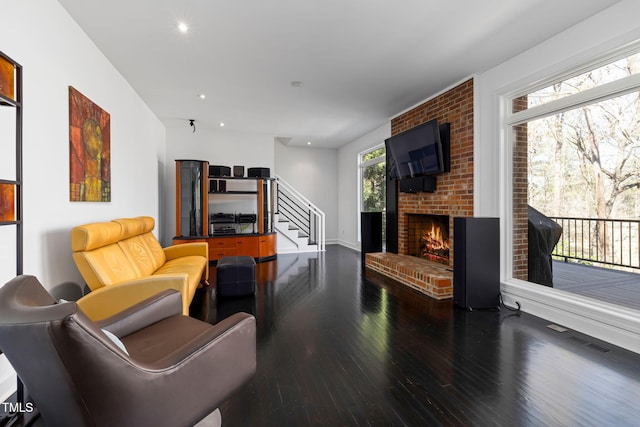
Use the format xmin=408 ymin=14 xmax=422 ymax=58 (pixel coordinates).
xmin=58 ymin=0 xmax=619 ymax=148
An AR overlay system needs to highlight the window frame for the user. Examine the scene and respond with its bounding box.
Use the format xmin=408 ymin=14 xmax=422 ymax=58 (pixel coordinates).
xmin=504 ymin=42 xmax=640 ymax=282
xmin=357 ymin=143 xmax=385 ymax=243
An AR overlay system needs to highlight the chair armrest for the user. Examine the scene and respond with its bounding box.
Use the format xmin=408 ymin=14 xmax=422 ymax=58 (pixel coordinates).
xmin=89 ymin=312 xmax=256 ymax=426
xmin=76 ymin=274 xmax=190 ymax=321
xmin=96 ymin=289 xmax=182 ymax=337
xmin=164 ymin=242 xmax=208 ymax=261
xmin=142 ymin=312 xmax=256 ymax=369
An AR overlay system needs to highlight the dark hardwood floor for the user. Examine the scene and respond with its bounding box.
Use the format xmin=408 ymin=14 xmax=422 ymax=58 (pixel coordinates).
xmin=189 ymin=246 xmax=640 ymax=427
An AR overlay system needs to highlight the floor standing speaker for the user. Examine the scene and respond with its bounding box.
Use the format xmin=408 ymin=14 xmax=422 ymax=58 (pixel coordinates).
xmin=361 ymin=212 xmax=383 ymax=264
xmin=453 ymin=217 xmax=500 ymax=310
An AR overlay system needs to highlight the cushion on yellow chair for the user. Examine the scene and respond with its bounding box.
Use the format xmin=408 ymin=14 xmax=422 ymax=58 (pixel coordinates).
xmin=118 ymin=236 xmax=163 ymax=277
xmin=72 ymin=245 xmax=139 ymax=291
xmin=114 ymin=217 xmax=168 ymax=275
xmin=113 ymin=216 xmax=154 ymax=238
xmin=139 ymin=232 xmax=168 ymax=267
xmin=155 ymin=256 xmax=208 ymax=301
xmin=71 ymin=221 xmax=123 ymax=252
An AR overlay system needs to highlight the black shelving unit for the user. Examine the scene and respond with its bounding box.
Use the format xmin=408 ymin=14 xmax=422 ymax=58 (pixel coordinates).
xmin=207 ymin=176 xmax=275 ymax=236
xmin=174 ymin=169 xmax=277 ymax=262
xmin=0 ymin=50 xmax=33 ymax=425
xmin=0 ymin=50 xmax=22 ymax=272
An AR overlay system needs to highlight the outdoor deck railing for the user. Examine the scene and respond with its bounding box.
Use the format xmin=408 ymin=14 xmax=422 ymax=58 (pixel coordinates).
xmin=550 ymin=216 xmax=640 ymax=269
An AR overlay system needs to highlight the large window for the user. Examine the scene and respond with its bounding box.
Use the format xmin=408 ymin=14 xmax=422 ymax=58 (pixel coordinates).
xmin=507 ymin=48 xmax=640 ymax=307
xmin=360 ymin=146 xmax=386 ymax=212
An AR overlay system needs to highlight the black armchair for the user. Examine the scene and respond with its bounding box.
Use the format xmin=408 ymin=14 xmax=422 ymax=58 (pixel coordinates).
xmin=0 ymin=275 xmax=256 ymax=427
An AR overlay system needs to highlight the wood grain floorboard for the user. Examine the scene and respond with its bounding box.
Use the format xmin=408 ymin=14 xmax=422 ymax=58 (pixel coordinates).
xmin=552 ymin=260 xmax=640 ymax=310
xmin=188 ymin=246 xmax=640 ymax=426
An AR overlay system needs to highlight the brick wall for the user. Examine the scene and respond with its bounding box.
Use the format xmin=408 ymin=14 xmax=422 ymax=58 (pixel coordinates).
xmin=512 ymin=96 xmax=529 ymax=280
xmin=391 ymin=79 xmax=474 ymax=269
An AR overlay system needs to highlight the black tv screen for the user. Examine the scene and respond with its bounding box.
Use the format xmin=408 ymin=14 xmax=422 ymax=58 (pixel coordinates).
xmin=385 ymin=119 xmax=444 ymax=180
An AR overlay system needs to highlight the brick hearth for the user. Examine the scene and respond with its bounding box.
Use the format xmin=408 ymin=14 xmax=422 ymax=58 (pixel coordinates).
xmin=365 ymin=252 xmax=452 ymax=299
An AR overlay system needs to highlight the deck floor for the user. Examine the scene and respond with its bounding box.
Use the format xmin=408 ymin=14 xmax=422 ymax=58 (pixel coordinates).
xmin=552 ymin=260 xmax=640 ymax=311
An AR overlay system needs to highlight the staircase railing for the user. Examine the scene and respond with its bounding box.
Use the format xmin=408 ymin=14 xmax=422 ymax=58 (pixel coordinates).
xmin=275 ymin=175 xmax=325 ymax=252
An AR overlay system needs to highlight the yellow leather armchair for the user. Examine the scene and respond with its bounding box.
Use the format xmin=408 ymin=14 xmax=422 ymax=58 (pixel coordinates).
xmin=71 ymin=216 xmax=208 ymax=320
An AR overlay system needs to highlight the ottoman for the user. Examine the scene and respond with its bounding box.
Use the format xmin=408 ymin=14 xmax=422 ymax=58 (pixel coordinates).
xmin=216 ymin=256 xmax=256 ymax=297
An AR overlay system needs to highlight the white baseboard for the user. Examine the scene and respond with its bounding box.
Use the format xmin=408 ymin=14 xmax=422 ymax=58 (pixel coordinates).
xmin=337 ymin=240 xmax=360 ymax=252
xmin=501 ymin=279 xmax=640 ymax=354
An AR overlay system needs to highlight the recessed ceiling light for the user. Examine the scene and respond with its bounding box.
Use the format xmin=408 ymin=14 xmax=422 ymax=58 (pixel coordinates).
xmin=291 ymin=81 xmax=304 ymax=88
xmin=219 ymin=122 xmax=225 ymax=127
xmin=178 ymin=22 xmax=189 ymax=33
xmin=198 ymin=94 xmax=206 ymax=99
xmin=307 ymin=141 xmax=311 ymax=145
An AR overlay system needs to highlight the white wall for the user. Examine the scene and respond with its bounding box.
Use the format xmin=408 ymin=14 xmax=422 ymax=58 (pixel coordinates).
xmin=162 ymin=124 xmax=275 ymax=245
xmin=0 ymin=0 xmax=165 ymax=400
xmin=337 ymin=124 xmax=390 ymax=250
xmin=477 ymin=0 xmax=640 ymax=352
xmin=275 ymin=142 xmax=339 ymax=243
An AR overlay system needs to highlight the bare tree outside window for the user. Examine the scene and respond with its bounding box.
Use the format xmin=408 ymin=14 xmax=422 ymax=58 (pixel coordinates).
xmin=361 ymin=148 xmax=386 ymax=212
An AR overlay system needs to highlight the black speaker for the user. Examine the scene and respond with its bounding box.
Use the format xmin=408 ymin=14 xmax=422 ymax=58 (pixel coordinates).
xmin=233 ymin=165 xmax=244 ymax=177
xmin=361 ymin=212 xmax=383 ymax=264
xmin=209 ymin=179 xmax=218 ymax=193
xmin=453 ymin=217 xmax=500 ymax=310
xmin=218 ymin=180 xmax=227 ymax=192
xmin=399 ymin=176 xmax=436 ymax=193
xmin=209 ymin=165 xmax=231 ymax=177
xmin=247 ymin=167 xmax=270 ymax=178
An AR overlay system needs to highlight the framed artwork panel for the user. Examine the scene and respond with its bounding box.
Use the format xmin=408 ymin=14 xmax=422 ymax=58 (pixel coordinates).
xmin=69 ymin=86 xmax=111 ymax=202
xmin=0 ymin=182 xmax=15 ymax=222
xmin=0 ymin=55 xmax=14 ymax=101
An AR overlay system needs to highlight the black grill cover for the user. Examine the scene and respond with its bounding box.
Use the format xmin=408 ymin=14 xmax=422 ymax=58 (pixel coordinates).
xmin=528 ymin=206 xmax=562 ymax=287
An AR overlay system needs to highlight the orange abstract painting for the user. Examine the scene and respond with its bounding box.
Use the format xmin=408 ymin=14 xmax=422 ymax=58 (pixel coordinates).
xmin=0 ymin=183 xmax=15 ymax=222
xmin=69 ymin=86 xmax=111 ymax=202
xmin=0 ymin=55 xmax=14 ymax=100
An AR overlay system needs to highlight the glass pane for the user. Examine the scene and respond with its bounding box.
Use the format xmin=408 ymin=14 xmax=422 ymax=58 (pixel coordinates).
xmin=362 ymin=148 xmax=385 ymax=162
xmin=0 ymin=183 xmax=15 ymax=222
xmin=515 ymin=90 xmax=640 ymax=285
xmin=362 ymin=162 xmax=386 ymax=212
xmin=178 ymin=161 xmax=204 ymax=237
xmin=0 ymin=107 xmax=17 ymax=180
xmin=513 ymin=52 xmax=640 ymax=112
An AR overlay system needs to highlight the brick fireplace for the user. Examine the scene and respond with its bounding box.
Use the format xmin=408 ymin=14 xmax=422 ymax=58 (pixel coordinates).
xmin=395 ymin=79 xmax=474 ymax=270
xmin=365 ymin=79 xmax=474 ymax=300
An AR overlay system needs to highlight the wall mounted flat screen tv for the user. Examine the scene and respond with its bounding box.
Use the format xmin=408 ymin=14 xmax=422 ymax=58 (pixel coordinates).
xmin=385 ymin=119 xmax=449 ymax=180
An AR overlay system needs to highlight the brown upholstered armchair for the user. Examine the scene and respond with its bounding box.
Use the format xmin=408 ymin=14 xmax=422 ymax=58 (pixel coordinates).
xmin=0 ymin=275 xmax=256 ymax=427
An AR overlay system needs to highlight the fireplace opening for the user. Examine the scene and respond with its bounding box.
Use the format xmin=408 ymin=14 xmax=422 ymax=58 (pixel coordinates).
xmin=407 ymin=214 xmax=450 ymax=265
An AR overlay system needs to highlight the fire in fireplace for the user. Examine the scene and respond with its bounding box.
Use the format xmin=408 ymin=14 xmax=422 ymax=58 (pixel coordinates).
xmin=407 ymin=214 xmax=450 ymax=265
